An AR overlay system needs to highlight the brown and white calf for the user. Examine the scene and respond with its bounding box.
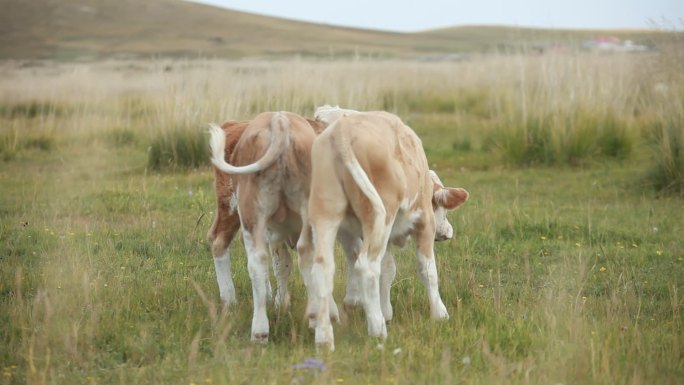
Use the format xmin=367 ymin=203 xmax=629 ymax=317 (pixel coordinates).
xmin=208 ymin=111 xmax=337 ymax=342
xmin=308 ymin=110 xmax=469 ymax=350
xmin=206 ymin=118 xmax=325 ymax=308
xmin=206 ymin=119 xmax=248 ymax=307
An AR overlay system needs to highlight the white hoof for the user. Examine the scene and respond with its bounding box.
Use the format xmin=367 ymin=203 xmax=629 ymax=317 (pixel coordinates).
xmin=432 ymin=301 xmax=449 ymax=320
xmin=367 ymin=315 xmax=387 ymax=339
xmin=315 ymin=324 xmax=335 ymax=352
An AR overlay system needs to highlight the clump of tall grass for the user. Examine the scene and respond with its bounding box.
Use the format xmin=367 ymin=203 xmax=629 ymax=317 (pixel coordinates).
xmin=484 ymin=52 xmax=640 ymax=167
xmin=0 ymin=131 xmax=19 ymax=161
xmin=0 ymin=100 xmax=63 ymax=160
xmin=646 ymin=117 xmax=684 ymax=196
xmin=0 ymin=127 xmax=56 ymax=161
xmin=144 ymin=85 xmax=218 ymax=172
xmin=147 ymin=125 xmax=207 ymax=171
xmin=0 ymin=101 xmax=70 ymax=119
xmin=22 ymin=134 xmax=55 ymax=152
xmin=106 ymin=128 xmax=137 ymax=148
xmin=642 ymin=28 xmax=684 ymax=196
xmin=381 ymin=89 xmax=492 ymax=118
xmin=493 ymin=108 xmax=633 ymax=167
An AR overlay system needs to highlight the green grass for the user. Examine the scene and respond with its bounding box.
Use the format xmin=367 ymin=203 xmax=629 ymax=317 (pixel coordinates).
xmin=2 ymin=141 xmax=682 ymax=385
xmin=1 ymin=56 xmax=683 ymax=385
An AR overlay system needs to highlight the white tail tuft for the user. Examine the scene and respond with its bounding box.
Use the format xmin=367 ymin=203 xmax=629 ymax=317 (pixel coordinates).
xmin=207 ymin=113 xmax=288 ymax=175
xmin=209 ymin=122 xmax=229 ymax=169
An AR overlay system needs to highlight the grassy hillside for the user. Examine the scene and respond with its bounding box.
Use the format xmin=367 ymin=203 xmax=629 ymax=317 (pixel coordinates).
xmin=0 ymin=0 xmax=672 ymax=60
xmin=0 ymin=0 xmax=409 ymax=60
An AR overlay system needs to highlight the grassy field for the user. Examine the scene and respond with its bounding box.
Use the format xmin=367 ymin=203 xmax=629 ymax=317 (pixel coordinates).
xmin=1 ymin=52 xmax=683 ymax=385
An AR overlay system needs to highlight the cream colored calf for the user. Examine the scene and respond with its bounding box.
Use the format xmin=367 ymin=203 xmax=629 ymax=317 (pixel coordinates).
xmin=308 ymin=110 xmax=469 ymax=350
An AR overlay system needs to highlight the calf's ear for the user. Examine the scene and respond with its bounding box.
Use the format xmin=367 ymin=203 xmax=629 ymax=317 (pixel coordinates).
xmin=433 ymin=188 xmax=469 ymax=210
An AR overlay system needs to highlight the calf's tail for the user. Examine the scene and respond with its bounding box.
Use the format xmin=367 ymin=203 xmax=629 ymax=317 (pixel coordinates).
xmin=208 ymin=112 xmax=289 ymax=174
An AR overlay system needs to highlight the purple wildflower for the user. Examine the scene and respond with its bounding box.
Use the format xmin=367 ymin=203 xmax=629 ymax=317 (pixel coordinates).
xmin=291 ymin=358 xmax=326 ymax=372
xmin=291 ymin=358 xmax=327 ymax=383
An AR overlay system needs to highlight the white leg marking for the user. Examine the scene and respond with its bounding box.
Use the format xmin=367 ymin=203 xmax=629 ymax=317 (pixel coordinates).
xmin=296 ymin=233 xmax=317 ymax=328
xmin=312 ymin=259 xmax=335 ymax=351
xmin=380 ymin=251 xmax=397 ymax=321
xmin=416 ymin=251 xmax=449 ymax=320
xmin=243 ymin=231 xmax=271 ymax=342
xmin=356 ymin=255 xmax=387 ymax=338
xmin=213 ymin=250 xmax=236 ymax=306
xmin=311 ymin=223 xmax=338 ymax=351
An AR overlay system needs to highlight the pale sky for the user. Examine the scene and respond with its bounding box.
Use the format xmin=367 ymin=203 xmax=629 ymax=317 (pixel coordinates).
xmin=188 ymin=0 xmax=683 ymax=32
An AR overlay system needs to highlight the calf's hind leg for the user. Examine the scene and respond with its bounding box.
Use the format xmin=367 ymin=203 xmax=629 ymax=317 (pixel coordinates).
xmin=207 ymin=199 xmax=241 ymax=306
xmin=242 ymin=227 xmax=271 ymax=343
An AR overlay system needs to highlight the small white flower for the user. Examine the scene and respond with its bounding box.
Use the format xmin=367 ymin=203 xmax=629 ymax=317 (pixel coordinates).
xmin=392 ymin=348 xmax=402 ymax=356
xmin=462 ymin=356 xmax=471 ymax=365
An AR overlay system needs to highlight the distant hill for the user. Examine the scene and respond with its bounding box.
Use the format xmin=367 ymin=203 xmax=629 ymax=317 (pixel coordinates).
xmin=0 ymin=0 xmax=672 ymax=60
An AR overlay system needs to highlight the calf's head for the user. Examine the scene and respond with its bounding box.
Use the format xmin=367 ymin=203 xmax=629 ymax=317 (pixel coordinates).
xmin=429 ymin=170 xmax=469 ymax=241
